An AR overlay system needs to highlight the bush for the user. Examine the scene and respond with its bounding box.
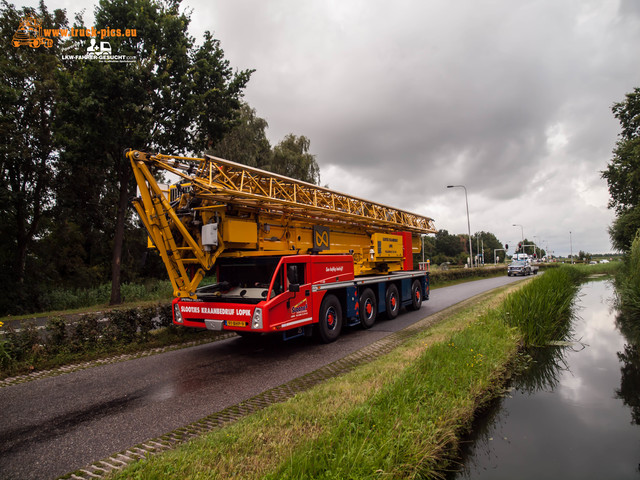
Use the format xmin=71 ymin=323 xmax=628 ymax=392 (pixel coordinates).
xmin=71 ymin=315 xmax=102 ymax=351
xmin=7 ymin=280 xmax=174 ymax=317
xmin=615 ymin=233 xmax=640 ymax=318
xmin=46 ymin=317 xmax=67 ymax=351
xmin=121 ymin=283 xmax=147 ymax=302
xmin=157 ymin=302 xmax=174 ymax=328
xmin=0 ymin=322 xmax=14 ymax=371
xmin=137 ymin=305 xmax=158 ymax=342
xmin=500 ymin=266 xmax=581 ymax=346
xmin=108 ymin=309 xmax=140 ymax=343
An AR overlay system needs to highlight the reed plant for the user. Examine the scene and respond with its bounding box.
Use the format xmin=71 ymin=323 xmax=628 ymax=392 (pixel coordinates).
xmin=499 ymin=266 xmax=582 ymax=346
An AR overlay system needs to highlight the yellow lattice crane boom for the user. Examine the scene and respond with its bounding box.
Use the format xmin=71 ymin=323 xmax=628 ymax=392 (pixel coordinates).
xmin=128 ymin=149 xmax=436 ymax=299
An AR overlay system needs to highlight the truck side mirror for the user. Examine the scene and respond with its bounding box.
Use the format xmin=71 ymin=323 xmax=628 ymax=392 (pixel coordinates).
xmin=288 ymin=283 xmax=300 ymax=293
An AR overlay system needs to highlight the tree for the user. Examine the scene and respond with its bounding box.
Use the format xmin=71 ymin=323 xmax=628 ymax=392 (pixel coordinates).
xmin=212 ymin=107 xmax=323 ymax=185
xmin=434 ymin=229 xmax=464 ymax=258
xmin=609 ymin=206 xmax=640 ymax=252
xmin=0 ymin=1 xmax=67 ymax=312
xmin=519 ymin=237 xmax=544 ymax=259
xmin=602 ymin=87 xmax=640 ymax=251
xmin=578 ymin=250 xmax=592 ymax=263
xmin=55 ymin=0 xmax=252 ymax=304
xmin=472 ymin=231 xmax=504 ymax=263
xmin=271 ymin=134 xmax=320 ymax=184
xmin=211 ymin=103 xmax=272 ymax=169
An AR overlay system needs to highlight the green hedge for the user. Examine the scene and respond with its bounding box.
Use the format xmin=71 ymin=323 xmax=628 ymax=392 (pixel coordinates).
xmin=429 ymin=266 xmax=507 ymax=286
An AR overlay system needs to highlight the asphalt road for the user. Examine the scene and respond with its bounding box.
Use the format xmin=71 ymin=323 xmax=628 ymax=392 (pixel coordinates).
xmin=0 ymin=274 xmax=528 ymax=480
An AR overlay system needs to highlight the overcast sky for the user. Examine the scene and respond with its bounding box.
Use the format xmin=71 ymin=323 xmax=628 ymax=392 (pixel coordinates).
xmin=24 ymin=0 xmax=640 ymax=255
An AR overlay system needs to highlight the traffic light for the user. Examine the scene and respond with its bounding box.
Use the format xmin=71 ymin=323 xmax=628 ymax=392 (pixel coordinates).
xmin=505 ymin=244 xmax=508 ymax=250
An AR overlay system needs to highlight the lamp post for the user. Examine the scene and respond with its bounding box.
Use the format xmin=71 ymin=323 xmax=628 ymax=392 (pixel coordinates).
xmin=447 ymin=185 xmax=474 ymax=268
xmin=570 ymin=231 xmax=573 ymax=264
xmin=512 ymin=224 xmax=524 ymax=253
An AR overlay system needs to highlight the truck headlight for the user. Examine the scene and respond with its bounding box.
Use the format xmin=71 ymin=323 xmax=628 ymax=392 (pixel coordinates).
xmin=252 ymin=308 xmax=263 ymax=330
xmin=174 ymin=303 xmax=183 ymax=324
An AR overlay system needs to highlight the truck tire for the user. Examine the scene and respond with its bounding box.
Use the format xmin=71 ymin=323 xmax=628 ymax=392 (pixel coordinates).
xmin=317 ymin=294 xmax=342 ymax=343
xmin=359 ymin=288 xmax=377 ymax=329
xmin=385 ymin=284 xmax=400 ymax=320
xmin=408 ymin=280 xmax=423 ymax=311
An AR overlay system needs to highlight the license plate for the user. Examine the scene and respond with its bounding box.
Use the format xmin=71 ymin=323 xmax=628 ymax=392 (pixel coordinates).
xmin=226 ymin=320 xmax=247 ymax=327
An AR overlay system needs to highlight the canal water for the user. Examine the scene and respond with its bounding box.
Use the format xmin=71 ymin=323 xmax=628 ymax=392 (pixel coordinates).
xmin=448 ymin=279 xmax=640 ymax=479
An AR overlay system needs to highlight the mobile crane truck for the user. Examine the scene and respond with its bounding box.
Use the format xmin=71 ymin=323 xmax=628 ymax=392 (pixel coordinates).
xmin=127 ymin=150 xmax=437 ymax=343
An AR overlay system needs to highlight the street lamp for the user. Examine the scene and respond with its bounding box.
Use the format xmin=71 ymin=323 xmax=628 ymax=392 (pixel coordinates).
xmin=447 ymin=185 xmax=474 ymax=268
xmin=512 ymin=224 xmax=524 ymax=252
xmin=570 ymin=231 xmax=574 ymax=264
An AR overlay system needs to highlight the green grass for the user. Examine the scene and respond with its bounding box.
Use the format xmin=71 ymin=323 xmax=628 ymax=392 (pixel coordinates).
xmin=0 ymin=281 xmax=174 ymax=322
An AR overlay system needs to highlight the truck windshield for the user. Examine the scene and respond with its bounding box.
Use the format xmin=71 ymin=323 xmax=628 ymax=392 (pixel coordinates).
xmin=196 ymin=257 xmax=280 ymax=304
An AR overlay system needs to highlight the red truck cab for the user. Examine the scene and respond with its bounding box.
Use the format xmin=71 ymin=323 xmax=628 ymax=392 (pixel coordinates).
xmin=172 ymin=254 xmax=428 ymax=342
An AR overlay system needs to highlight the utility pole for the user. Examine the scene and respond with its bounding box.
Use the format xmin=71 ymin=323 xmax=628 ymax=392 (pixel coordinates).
xmin=447 ymin=185 xmax=474 ymax=268
xmin=570 ymin=231 xmax=574 ymax=264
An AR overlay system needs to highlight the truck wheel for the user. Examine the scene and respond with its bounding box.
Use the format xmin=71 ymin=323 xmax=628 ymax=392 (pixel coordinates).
xmin=385 ymin=284 xmax=400 ymax=319
xmin=317 ymin=294 xmax=342 ymax=343
xmin=359 ymin=288 xmax=377 ymax=329
xmin=408 ymin=280 xmax=423 ymax=311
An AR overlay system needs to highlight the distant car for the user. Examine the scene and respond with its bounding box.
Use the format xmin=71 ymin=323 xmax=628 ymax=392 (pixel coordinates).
xmin=508 ymin=260 xmax=532 ymax=276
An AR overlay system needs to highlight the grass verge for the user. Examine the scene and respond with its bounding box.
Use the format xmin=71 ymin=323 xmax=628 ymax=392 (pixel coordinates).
xmin=107 ymin=283 xmax=523 ymax=480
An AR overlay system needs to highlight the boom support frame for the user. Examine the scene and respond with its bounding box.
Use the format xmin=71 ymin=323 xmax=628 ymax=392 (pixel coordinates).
xmin=128 ymin=149 xmax=436 ymax=298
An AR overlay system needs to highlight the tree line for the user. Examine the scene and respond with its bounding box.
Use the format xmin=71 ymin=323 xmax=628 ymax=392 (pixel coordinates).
xmin=420 ymin=230 xmax=545 ymax=267
xmin=0 ymin=0 xmax=319 ymax=315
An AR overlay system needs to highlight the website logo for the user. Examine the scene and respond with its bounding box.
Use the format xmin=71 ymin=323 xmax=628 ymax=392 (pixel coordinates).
xmin=12 ymin=15 xmax=52 ymax=48
xmin=61 ymin=38 xmax=136 ymax=63
xmin=12 ymin=15 xmax=138 ymax=63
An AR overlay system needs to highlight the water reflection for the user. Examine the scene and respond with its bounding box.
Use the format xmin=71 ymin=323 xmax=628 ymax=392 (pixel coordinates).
xmin=615 ymin=304 xmax=640 ymax=428
xmin=448 ymin=280 xmax=640 ymax=479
